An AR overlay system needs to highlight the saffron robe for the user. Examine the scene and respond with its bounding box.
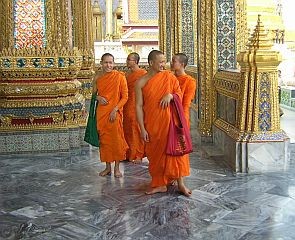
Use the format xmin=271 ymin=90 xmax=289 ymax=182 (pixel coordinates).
xmin=176 ymin=74 xmax=197 ymax=126
xmin=142 ymin=70 xmax=190 ymax=187
xmin=123 ymin=68 xmax=147 ymax=160
xmin=96 ymin=70 xmax=129 ymax=162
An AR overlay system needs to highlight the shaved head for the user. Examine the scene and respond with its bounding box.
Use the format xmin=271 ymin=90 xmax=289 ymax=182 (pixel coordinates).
xmin=174 ymin=53 xmax=189 ymax=67
xmin=148 ymin=50 xmax=164 ymax=65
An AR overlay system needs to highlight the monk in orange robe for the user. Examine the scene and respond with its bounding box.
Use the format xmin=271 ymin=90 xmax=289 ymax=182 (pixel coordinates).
xmin=135 ymin=50 xmax=191 ymax=196
xmin=93 ymin=53 xmax=129 ymax=178
xmin=171 ymin=53 xmax=197 ymax=126
xmin=123 ymin=52 xmax=147 ymax=163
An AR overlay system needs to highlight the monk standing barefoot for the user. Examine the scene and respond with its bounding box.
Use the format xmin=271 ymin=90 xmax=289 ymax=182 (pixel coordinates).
xmin=123 ymin=52 xmax=147 ymax=164
xmin=93 ymin=53 xmax=129 ymax=178
xmin=135 ymin=50 xmax=191 ymax=196
xmin=171 ymin=53 xmax=197 ymax=197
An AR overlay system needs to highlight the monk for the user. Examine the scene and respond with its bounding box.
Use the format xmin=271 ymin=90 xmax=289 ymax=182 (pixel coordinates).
xmin=171 ymin=53 xmax=197 ymax=126
xmin=123 ymin=52 xmax=147 ymax=164
xmin=135 ymin=50 xmax=192 ymax=197
xmin=93 ymin=53 xmax=129 ymax=178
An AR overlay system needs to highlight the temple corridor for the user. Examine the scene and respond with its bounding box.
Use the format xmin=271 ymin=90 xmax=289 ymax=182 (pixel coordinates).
xmin=0 ymin=122 xmax=295 ymax=240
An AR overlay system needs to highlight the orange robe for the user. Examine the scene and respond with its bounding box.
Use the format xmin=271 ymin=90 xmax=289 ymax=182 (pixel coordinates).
xmin=123 ymin=68 xmax=147 ymax=160
xmin=96 ymin=70 xmax=129 ymax=162
xmin=142 ymin=70 xmax=190 ymax=187
xmin=177 ymin=74 xmax=197 ymax=126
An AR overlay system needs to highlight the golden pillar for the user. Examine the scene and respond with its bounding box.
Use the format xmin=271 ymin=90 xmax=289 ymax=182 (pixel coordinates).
xmin=45 ymin=0 xmax=72 ymax=48
xmin=71 ymin=0 xmax=95 ymax=99
xmin=0 ymin=1 xmax=14 ymax=50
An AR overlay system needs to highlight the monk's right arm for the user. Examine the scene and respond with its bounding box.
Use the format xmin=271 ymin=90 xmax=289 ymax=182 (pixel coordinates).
xmin=135 ymin=80 xmax=149 ymax=142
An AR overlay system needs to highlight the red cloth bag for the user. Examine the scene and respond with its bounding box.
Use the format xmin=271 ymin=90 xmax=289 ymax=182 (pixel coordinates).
xmin=166 ymin=94 xmax=193 ymax=156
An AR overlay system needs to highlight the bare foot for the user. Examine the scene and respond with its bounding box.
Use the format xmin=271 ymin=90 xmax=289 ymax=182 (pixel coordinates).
xmin=145 ymin=186 xmax=167 ymax=195
xmin=99 ymin=169 xmax=111 ymax=177
xmin=114 ymin=169 xmax=123 ymax=178
xmin=178 ymin=185 xmax=192 ymax=197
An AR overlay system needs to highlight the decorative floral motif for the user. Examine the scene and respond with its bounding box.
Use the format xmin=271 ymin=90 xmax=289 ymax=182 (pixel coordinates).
xmin=259 ymin=73 xmax=271 ymax=131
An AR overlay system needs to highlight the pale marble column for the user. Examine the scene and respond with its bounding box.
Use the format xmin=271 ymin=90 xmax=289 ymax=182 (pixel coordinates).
xmin=105 ymin=0 xmax=113 ymax=40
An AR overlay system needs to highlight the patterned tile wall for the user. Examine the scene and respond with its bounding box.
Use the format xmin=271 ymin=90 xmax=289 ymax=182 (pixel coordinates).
xmin=181 ymin=0 xmax=194 ymax=65
xmin=217 ymin=0 xmax=237 ymax=70
xmin=165 ymin=0 xmax=171 ymax=62
xmin=0 ymin=127 xmax=86 ymax=154
xmin=137 ymin=0 xmax=158 ymax=20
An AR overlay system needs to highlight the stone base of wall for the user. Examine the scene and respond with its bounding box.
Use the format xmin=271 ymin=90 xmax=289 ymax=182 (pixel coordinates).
xmin=0 ymin=126 xmax=88 ymax=154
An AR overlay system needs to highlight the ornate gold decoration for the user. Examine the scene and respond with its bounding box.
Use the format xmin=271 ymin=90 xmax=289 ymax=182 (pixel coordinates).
xmin=236 ymin=0 xmax=248 ymax=57
xmin=0 ymin=46 xmax=86 ymax=130
xmin=214 ymin=71 xmax=241 ymax=100
xmin=0 ymin=47 xmax=82 ymax=80
xmin=236 ymin=15 xmax=283 ymax=140
xmin=45 ymin=0 xmax=71 ymax=49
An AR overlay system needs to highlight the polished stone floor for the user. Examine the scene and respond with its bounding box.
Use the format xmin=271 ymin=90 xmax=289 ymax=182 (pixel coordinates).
xmin=1 ymin=128 xmax=295 ymax=240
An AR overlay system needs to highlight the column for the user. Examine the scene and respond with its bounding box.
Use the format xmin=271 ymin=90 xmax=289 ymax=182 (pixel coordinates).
xmin=105 ymin=0 xmax=113 ymax=40
xmin=236 ymin=15 xmax=289 ymax=172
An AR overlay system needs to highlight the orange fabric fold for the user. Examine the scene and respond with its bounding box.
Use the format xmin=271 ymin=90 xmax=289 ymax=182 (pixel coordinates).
xmin=96 ymin=70 xmax=129 ymax=162
xmin=142 ymin=70 xmax=190 ymax=187
xmin=123 ymin=69 xmax=147 ymax=160
xmin=177 ymin=74 xmax=197 ymax=126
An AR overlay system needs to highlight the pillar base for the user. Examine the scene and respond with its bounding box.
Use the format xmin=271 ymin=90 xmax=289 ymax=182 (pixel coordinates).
xmin=213 ymin=126 xmax=290 ymax=173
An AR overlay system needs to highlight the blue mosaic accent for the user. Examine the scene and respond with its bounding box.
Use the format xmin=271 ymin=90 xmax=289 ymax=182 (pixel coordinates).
xmin=0 ymin=102 xmax=84 ymax=117
xmin=16 ymin=58 xmax=26 ymax=68
xmin=138 ymin=0 xmax=158 ymax=20
xmin=182 ymin=0 xmax=194 ymax=65
xmin=248 ymin=130 xmax=288 ymax=141
xmin=165 ymin=0 xmax=171 ymax=62
xmin=217 ymin=0 xmax=236 ymax=70
xmin=32 ymin=58 xmax=42 ymax=68
xmin=259 ymin=73 xmax=271 ymax=131
xmin=45 ymin=58 xmax=54 ymax=68
xmin=2 ymin=59 xmax=11 ymax=68
xmin=58 ymin=57 xmax=65 ymax=67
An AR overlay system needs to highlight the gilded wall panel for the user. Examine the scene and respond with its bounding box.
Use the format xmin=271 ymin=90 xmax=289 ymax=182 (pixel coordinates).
xmin=0 ymin=0 xmax=14 ymax=50
xmin=198 ymin=0 xmax=218 ymax=137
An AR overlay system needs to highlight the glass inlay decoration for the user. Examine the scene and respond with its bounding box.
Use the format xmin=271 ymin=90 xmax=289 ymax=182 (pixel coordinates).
xmin=13 ymin=0 xmax=46 ymax=48
xmin=217 ymin=0 xmax=236 ymax=70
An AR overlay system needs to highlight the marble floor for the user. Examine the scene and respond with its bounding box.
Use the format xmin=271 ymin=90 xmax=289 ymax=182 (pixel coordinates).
xmin=1 ymin=128 xmax=295 ymax=240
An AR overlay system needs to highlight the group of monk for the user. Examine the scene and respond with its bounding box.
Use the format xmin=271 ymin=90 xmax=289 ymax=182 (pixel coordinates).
xmin=92 ymin=50 xmax=196 ymax=197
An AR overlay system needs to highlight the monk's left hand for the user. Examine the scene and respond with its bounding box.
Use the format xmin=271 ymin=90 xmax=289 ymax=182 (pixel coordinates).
xmin=109 ymin=107 xmax=118 ymax=122
xmin=160 ymin=94 xmax=173 ymax=108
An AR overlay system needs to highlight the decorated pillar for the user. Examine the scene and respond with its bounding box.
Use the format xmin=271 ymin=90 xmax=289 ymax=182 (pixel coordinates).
xmin=234 ymin=16 xmax=289 ymax=172
xmin=0 ymin=0 xmax=91 ymax=153
xmin=71 ymin=0 xmax=95 ymax=99
xmin=158 ymin=0 xmax=197 ymax=64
